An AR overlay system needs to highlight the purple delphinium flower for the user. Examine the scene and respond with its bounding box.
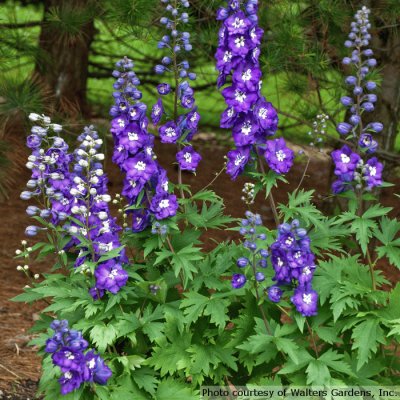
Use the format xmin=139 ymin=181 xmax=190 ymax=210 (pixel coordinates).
xmin=267 ymin=285 xmax=283 ymax=303
xmin=150 ymin=193 xmax=179 ymax=220
xmin=176 ymin=146 xmax=202 ymax=171
xmin=264 ymin=138 xmax=294 ymax=174
xmin=290 ymin=286 xmax=318 ymax=317
xmin=331 ymin=6 xmax=383 ymax=193
xmin=110 ymin=57 xmax=177 ymax=230
xmin=363 ymin=157 xmax=383 ymax=189
xmin=232 ymin=273 xmax=247 ymax=289
xmin=152 ymin=1 xmax=201 ymax=172
xmin=268 ymin=219 xmax=319 ymax=316
xmin=94 ymin=260 xmax=128 ymax=294
xmin=216 ymin=0 xmax=292 ymax=179
xmin=45 ymin=320 xmax=111 ymax=394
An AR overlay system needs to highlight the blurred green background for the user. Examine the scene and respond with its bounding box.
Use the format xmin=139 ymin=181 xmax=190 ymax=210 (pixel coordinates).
xmin=0 ymin=0 xmax=399 ymax=197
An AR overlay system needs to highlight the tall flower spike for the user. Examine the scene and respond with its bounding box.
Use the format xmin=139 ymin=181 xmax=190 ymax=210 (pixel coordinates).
xmin=267 ymin=220 xmax=318 ymax=317
xmin=23 ymin=114 xmax=73 ymax=235
xmin=215 ymin=0 xmax=293 ymax=179
xmin=152 ymin=0 xmax=202 ymax=173
xmin=332 ymin=6 xmax=383 ymax=193
xmin=68 ymin=126 xmax=128 ymax=298
xmin=110 ymin=57 xmax=178 ymax=231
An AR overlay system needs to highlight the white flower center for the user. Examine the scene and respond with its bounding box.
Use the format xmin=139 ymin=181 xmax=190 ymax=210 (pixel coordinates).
xmin=341 ymin=154 xmax=350 ymax=163
xmin=162 ymin=181 xmax=168 ymax=191
xmin=118 ymin=119 xmax=125 ymax=128
xmin=227 ymin=108 xmax=234 ymax=117
xmin=285 ymin=236 xmax=294 ymax=246
xmin=241 ymin=121 xmax=252 ymax=135
xmin=259 ymin=107 xmax=268 ymax=119
xmin=223 ymin=51 xmax=232 ymax=63
xmin=234 ymin=155 xmax=245 ymax=166
xmin=369 ymin=166 xmax=376 ymax=176
xmin=242 ymin=69 xmax=252 ymax=82
xmin=135 ymin=161 xmax=146 ymax=171
xmin=303 ymin=293 xmax=312 ymax=305
xmin=88 ymin=358 xmax=96 ymax=369
xmin=159 ymin=199 xmax=170 ymax=208
xmin=65 ymin=351 xmax=75 ymax=360
xmin=153 ymin=105 xmax=160 ymax=115
xmin=234 ymin=90 xmax=246 ymax=103
xmin=276 ymin=150 xmax=286 ymax=162
xmin=65 ymin=372 xmax=73 ymax=379
xmin=235 ymin=36 xmax=245 ymax=48
xmin=165 ymin=127 xmax=176 ymax=137
xmin=184 ymin=152 xmax=192 ymax=163
xmin=277 ymin=257 xmax=284 ymax=267
xmin=128 ymin=132 xmax=139 ymax=141
xmin=303 ymin=267 xmax=311 ymax=275
xmin=108 ymin=268 xmax=119 ymax=280
xmin=232 ymin=17 xmax=245 ymax=29
xmin=130 ymin=180 xmax=137 ymax=188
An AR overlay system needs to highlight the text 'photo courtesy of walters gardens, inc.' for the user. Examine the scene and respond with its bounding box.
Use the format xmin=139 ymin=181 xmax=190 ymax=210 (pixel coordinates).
xmin=200 ymin=386 xmax=400 ymax=400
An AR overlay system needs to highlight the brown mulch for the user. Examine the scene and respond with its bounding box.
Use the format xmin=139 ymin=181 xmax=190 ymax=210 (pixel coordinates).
xmin=0 ymin=134 xmax=399 ymax=397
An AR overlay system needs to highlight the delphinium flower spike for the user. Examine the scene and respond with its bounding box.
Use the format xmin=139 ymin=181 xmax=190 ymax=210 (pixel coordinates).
xmin=232 ymin=211 xmax=269 ymax=291
xmin=110 ymin=57 xmax=178 ymax=231
xmin=332 ymin=6 xmax=383 ymax=193
xmin=215 ymin=0 xmax=294 ymax=179
xmin=152 ymin=0 xmax=202 ymax=177
xmin=67 ymin=126 xmax=128 ymax=299
xmin=267 ymin=220 xmax=318 ymax=317
xmin=45 ymin=320 xmax=112 ymax=395
xmin=22 ymin=114 xmax=73 ymax=236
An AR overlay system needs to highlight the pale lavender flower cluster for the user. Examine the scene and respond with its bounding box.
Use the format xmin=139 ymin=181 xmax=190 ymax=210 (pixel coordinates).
xmin=152 ymin=0 xmax=202 ymax=172
xmin=231 ymin=211 xmax=268 ymax=289
xmin=110 ymin=57 xmax=178 ymax=230
xmin=268 ymin=220 xmax=318 ymax=317
xmin=215 ymin=0 xmax=293 ymax=179
xmin=22 ymin=114 xmax=72 ymax=236
xmin=45 ymin=320 xmax=111 ymax=395
xmin=66 ymin=127 xmax=128 ymax=299
xmin=332 ymin=6 xmax=383 ymax=193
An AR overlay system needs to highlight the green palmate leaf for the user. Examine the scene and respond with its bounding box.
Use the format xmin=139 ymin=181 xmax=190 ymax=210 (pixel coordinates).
xmin=156 ymin=378 xmax=198 ymax=400
xmin=306 ymin=360 xmax=331 ymax=385
xmin=333 ymin=205 xmax=392 ymax=255
xmin=90 ymin=323 xmax=118 ymax=353
xmin=351 ymin=318 xmax=386 ymax=370
xmin=181 ymin=292 xmax=230 ymax=330
xmin=278 ymin=189 xmax=324 ymax=230
xmin=132 ymin=367 xmax=158 ymax=396
xmin=251 ymin=170 xmax=288 ymax=197
xmin=374 ymin=217 xmax=400 ymax=269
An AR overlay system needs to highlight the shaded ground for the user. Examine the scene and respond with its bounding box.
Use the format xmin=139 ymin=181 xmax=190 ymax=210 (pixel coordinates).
xmin=0 ymin=135 xmax=399 ymax=398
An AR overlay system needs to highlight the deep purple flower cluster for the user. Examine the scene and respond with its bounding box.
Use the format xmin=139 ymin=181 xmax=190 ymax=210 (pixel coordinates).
xmin=45 ymin=320 xmax=111 ymax=395
xmin=332 ymin=6 xmax=383 ymax=193
xmin=152 ymin=0 xmax=202 ymax=172
xmin=232 ymin=211 xmax=268 ymax=289
xmin=215 ymin=0 xmax=293 ymax=179
xmin=22 ymin=114 xmax=73 ymax=235
xmin=110 ymin=57 xmax=178 ymax=230
xmin=67 ymin=126 xmax=128 ymax=298
xmin=268 ymin=220 xmax=318 ymax=317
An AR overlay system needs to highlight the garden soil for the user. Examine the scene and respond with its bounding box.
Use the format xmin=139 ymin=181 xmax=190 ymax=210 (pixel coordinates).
xmin=0 ymin=136 xmax=399 ymax=399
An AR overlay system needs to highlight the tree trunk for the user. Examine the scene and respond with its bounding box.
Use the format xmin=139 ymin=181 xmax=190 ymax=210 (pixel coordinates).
xmin=33 ymin=0 xmax=95 ymax=117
